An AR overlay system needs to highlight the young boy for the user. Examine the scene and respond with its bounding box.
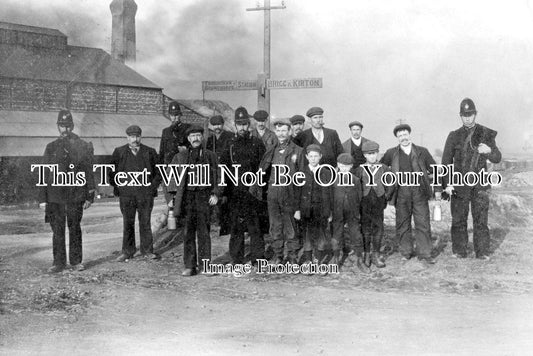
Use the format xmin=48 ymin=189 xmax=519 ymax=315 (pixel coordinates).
xmin=331 ymin=153 xmax=364 ymax=270
xmin=294 ymin=144 xmax=332 ymax=265
xmin=355 ymin=140 xmax=390 ymax=268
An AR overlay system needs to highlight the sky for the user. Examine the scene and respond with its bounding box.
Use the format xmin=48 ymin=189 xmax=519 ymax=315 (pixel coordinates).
xmin=2 ymin=0 xmax=533 ymax=156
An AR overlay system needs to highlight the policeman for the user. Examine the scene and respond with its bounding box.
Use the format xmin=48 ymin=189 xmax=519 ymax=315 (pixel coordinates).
xmin=159 ymin=101 xmax=191 ymax=164
xmin=341 ymin=121 xmax=370 ymax=169
xmin=442 ymin=98 xmax=502 ymax=260
xmin=39 ymin=109 xmax=95 ymax=273
xmin=168 ymin=126 xmax=220 ymax=276
xmin=290 ymin=115 xmax=305 ymax=140
xmin=220 ymin=107 xmax=266 ymax=265
xmin=111 ymin=125 xmax=161 ymax=262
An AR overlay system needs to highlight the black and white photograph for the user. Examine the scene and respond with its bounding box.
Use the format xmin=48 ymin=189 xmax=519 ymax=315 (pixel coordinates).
xmin=1 ymin=0 xmax=532 ymax=354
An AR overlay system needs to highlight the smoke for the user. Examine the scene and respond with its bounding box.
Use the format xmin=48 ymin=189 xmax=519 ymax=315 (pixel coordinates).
xmin=0 ymin=0 xmax=108 ymax=49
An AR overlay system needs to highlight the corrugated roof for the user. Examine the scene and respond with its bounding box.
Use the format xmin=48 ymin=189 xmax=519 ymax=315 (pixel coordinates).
xmin=0 ymin=110 xmax=170 ymax=156
xmin=0 ymin=21 xmax=66 ymax=38
xmin=0 ymin=44 xmax=160 ymax=88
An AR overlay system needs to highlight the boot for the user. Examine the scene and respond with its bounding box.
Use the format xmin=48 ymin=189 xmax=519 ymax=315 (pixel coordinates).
xmin=363 ymin=252 xmax=372 ymax=268
xmin=371 ymin=252 xmax=386 ymax=268
xmin=356 ymin=254 xmax=371 ymax=273
xmin=330 ymin=250 xmax=340 ymax=267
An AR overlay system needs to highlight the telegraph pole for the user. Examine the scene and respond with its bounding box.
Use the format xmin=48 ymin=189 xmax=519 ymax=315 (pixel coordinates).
xmin=247 ymin=0 xmax=285 ymax=113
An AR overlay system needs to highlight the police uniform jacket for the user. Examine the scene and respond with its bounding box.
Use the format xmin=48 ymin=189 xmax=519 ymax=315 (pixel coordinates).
xmin=342 ymin=137 xmax=369 ymax=168
xmin=219 ymin=132 xmax=266 ymax=199
xmin=110 ymin=144 xmax=160 ymax=198
xmin=441 ymin=124 xmax=501 ymax=196
xmin=159 ymin=122 xmax=191 ymax=164
xmin=294 ymin=127 xmax=344 ymax=167
xmin=296 ymin=165 xmax=332 ymax=219
xmin=38 ymin=133 xmax=95 ymax=204
xmin=167 ymin=147 xmax=220 ymax=216
xmin=380 ymin=144 xmax=438 ymax=205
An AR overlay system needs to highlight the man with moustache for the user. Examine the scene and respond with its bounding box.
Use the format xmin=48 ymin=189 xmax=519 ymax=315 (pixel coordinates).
xmin=167 ymin=126 xmax=220 ymax=276
xmin=39 ymin=109 xmax=95 ymax=273
xmin=294 ymin=107 xmax=343 ymax=167
xmin=380 ymin=124 xmax=439 ymax=264
xmin=290 ymin=115 xmax=305 ymax=140
xmin=159 ymin=101 xmax=191 ymax=165
xmin=220 ymin=107 xmax=266 ymax=266
xmin=441 ymin=98 xmax=501 ymax=260
xmin=205 ymin=115 xmax=233 ymax=162
xmin=258 ymin=118 xmax=305 ymax=264
xmin=252 ymin=110 xmax=278 ymax=151
xmin=342 ymin=121 xmax=369 ymax=169
xmin=111 ymin=125 xmax=161 ymax=262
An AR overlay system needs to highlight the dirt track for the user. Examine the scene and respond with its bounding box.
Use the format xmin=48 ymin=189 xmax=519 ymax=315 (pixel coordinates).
xmin=1 ymin=185 xmax=533 ymax=355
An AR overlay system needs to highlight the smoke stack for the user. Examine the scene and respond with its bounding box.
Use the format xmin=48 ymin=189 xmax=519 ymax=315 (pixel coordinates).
xmin=110 ymin=0 xmax=137 ymax=68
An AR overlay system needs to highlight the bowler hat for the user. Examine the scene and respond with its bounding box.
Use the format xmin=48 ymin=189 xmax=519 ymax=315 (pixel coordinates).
xmin=393 ymin=123 xmax=411 ymax=136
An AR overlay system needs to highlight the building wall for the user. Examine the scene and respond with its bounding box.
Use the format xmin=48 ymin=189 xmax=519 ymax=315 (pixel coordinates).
xmin=0 ymin=77 xmax=164 ymax=114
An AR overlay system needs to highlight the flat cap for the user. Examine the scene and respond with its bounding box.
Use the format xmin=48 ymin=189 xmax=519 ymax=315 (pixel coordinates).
xmin=186 ymin=125 xmax=204 ymax=136
xmin=234 ymin=107 xmax=251 ymax=124
xmin=306 ymin=144 xmax=322 ymax=154
xmin=306 ymin=106 xmax=324 ymax=118
xmin=253 ymin=110 xmax=269 ymax=122
xmin=168 ymin=101 xmax=181 ymax=116
xmin=337 ymin=153 xmax=354 ymax=165
xmin=393 ymin=123 xmax=411 ymax=136
xmin=361 ymin=140 xmax=379 ymax=153
xmin=126 ymin=125 xmax=142 ymax=136
xmin=57 ymin=109 xmax=73 ymax=126
xmin=349 ymin=121 xmax=363 ymax=129
xmin=272 ymin=118 xmax=291 ymax=128
xmin=290 ymin=115 xmax=305 ymax=125
xmin=209 ymin=115 xmax=224 ymax=125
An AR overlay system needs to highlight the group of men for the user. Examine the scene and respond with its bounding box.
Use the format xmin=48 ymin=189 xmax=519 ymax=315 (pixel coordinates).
xmin=39 ymin=97 xmax=501 ymax=275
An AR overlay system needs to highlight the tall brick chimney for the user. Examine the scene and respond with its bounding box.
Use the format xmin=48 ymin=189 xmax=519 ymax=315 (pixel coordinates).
xmin=110 ymin=0 xmax=137 ymax=68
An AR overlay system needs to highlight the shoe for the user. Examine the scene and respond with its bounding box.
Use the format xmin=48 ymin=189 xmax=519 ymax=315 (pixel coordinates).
xmin=371 ymin=252 xmax=386 ymax=268
xmin=115 ymin=254 xmax=131 ymax=262
xmin=145 ymin=253 xmax=160 ymax=260
xmin=270 ymin=256 xmax=283 ymax=265
xmin=452 ymin=253 xmax=467 ymax=258
xmin=73 ymin=263 xmax=85 ymax=271
xmin=47 ymin=265 xmax=64 ymax=273
xmin=419 ymin=257 xmax=436 ymax=264
xmin=476 ymin=255 xmax=490 ymax=261
xmin=133 ymin=250 xmax=142 ymax=258
xmin=363 ymin=252 xmax=371 ymax=267
xmin=181 ymin=268 xmax=196 ymax=276
xmin=401 ymin=253 xmax=413 ymax=261
xmin=356 ymin=257 xmax=371 ymax=273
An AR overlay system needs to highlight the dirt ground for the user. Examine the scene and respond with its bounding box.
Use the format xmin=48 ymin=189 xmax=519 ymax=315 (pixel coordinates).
xmin=1 ymin=176 xmax=533 ymax=355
